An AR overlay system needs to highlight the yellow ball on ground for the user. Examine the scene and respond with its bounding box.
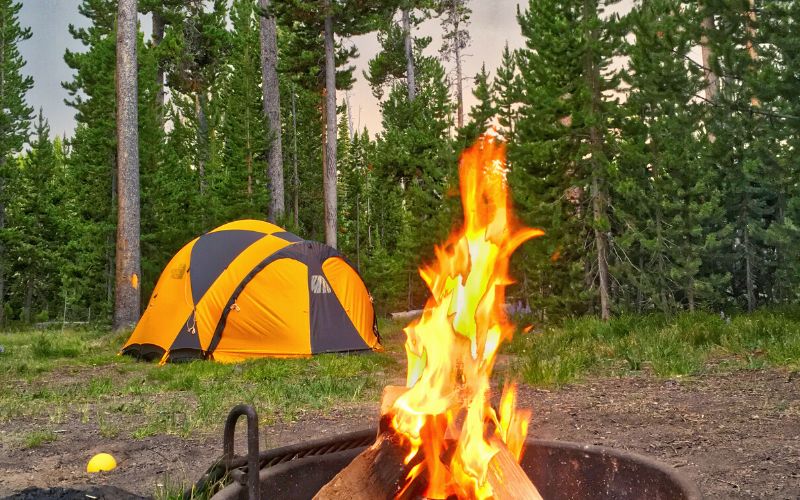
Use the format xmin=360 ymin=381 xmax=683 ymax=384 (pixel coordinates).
xmin=87 ymin=452 xmax=117 ymax=473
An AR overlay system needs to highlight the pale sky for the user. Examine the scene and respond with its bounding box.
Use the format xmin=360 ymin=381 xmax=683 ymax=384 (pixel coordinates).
xmin=17 ymin=0 xmax=634 ymax=138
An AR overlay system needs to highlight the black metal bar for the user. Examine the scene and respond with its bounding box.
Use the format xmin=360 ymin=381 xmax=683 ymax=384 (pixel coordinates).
xmin=223 ymin=404 xmax=260 ymax=500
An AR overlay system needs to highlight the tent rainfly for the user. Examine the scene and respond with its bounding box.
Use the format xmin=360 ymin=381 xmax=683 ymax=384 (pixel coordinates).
xmin=121 ymin=220 xmax=381 ymax=363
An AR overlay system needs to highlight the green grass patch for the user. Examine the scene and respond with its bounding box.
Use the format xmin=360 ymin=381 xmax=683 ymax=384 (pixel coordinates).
xmin=24 ymin=429 xmax=57 ymax=448
xmin=0 ymin=324 xmax=404 ymax=441
xmin=509 ymin=308 xmax=800 ymax=387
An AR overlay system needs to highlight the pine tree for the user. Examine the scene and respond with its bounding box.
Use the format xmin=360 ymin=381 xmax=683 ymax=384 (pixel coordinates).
xmin=459 ymin=64 xmax=495 ymax=145
xmin=436 ymin=0 xmax=470 ymax=128
xmin=63 ymin=0 xmax=119 ymax=317
xmin=493 ymin=43 xmax=521 ymax=141
xmin=704 ymin=0 xmax=776 ymax=311
xmin=138 ymin=0 xmax=184 ymax=123
xmin=161 ymin=0 xmax=229 ymax=204
xmin=0 ymin=0 xmax=33 ymax=325
xmin=365 ymin=2 xmax=433 ymax=102
xmin=365 ymin=18 xmax=432 ymax=100
xmin=512 ymin=0 xmax=621 ymax=320
xmin=7 ymin=111 xmax=64 ymax=322
xmin=372 ymin=55 xmax=456 ymax=308
xmin=752 ymin=1 xmax=800 ymax=304
xmin=274 ymin=17 xmax=327 ymax=240
xmin=274 ymin=0 xmax=399 ymax=248
xmin=615 ymin=0 xmax=725 ymax=312
xmin=64 ymin=0 xmax=163 ymax=321
xmin=219 ymin=0 xmax=269 ymax=220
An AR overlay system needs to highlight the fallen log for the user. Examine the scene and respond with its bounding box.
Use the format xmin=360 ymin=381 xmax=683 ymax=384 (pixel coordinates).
xmin=389 ymin=309 xmax=424 ymax=321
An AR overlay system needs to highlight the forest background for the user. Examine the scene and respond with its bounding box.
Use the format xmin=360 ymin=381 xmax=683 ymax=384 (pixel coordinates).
xmin=1 ymin=0 xmax=798 ymax=329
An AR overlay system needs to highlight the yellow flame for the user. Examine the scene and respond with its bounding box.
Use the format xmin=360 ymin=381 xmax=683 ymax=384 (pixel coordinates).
xmin=390 ymin=133 xmax=543 ymax=498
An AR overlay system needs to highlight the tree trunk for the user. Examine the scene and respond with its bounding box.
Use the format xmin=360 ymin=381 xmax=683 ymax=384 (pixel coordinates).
xmin=0 ymin=28 xmax=5 ymax=325
xmin=636 ymin=253 xmax=643 ymax=314
xmin=592 ymin=172 xmax=611 ymax=321
xmin=744 ymin=224 xmax=755 ymax=313
xmin=195 ymin=93 xmax=208 ymax=196
xmin=687 ymin=278 xmax=695 ymax=312
xmin=454 ymin=5 xmax=464 ymax=129
xmin=114 ymin=0 xmax=141 ymax=331
xmin=291 ymin=86 xmax=299 ymax=228
xmin=402 ymin=8 xmax=416 ymax=102
xmin=656 ymin=208 xmax=667 ymax=310
xmin=345 ymin=92 xmax=355 ymax=141
xmin=407 ymin=271 xmax=412 ymax=310
xmin=700 ymin=16 xmax=718 ymax=102
xmin=107 ymin=151 xmax=117 ymax=311
xmin=0 ymin=159 xmax=5 ymax=327
xmin=259 ymin=0 xmax=285 ymax=222
xmin=246 ymin=94 xmax=253 ymax=198
xmin=23 ymin=279 xmax=32 ymax=323
xmin=744 ymin=0 xmax=760 ymax=107
xmin=152 ymin=10 xmax=166 ymax=123
xmin=323 ymin=3 xmax=338 ymax=248
xmin=356 ymin=194 xmax=360 ymax=271
xmin=584 ymin=0 xmax=610 ymax=321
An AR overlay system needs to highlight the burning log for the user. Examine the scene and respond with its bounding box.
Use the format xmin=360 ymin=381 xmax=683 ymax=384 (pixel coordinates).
xmin=312 ymin=430 xmax=425 ymax=500
xmin=314 ymin=429 xmax=542 ymax=500
xmin=486 ymin=437 xmax=543 ymax=500
xmin=316 ymin=386 xmax=542 ymax=500
xmin=313 ymin=387 xmax=423 ymax=499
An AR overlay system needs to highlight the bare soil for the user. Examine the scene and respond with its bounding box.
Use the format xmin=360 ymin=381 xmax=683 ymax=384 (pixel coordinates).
xmin=1 ymin=368 xmax=797 ymax=499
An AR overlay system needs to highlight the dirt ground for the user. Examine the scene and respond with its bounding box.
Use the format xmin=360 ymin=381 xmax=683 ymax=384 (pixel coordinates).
xmin=1 ymin=368 xmax=798 ymax=499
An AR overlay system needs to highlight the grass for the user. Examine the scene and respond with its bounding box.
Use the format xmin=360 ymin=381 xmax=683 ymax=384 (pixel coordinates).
xmin=2 ymin=310 xmax=797 ymax=443
xmin=24 ymin=429 xmax=57 ymax=448
xmin=507 ymin=307 xmax=800 ymax=386
xmin=0 ymin=321 xmax=404 ymax=442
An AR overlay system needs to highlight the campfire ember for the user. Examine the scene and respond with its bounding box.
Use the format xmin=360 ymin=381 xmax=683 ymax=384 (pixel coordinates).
xmin=316 ymin=133 xmax=543 ymax=499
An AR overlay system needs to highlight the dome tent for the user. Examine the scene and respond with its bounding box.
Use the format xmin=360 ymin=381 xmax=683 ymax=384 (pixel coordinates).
xmin=121 ymin=220 xmax=381 ymax=363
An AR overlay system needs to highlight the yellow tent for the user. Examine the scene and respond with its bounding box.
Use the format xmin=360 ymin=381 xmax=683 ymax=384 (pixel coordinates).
xmin=121 ymin=220 xmax=381 ymax=363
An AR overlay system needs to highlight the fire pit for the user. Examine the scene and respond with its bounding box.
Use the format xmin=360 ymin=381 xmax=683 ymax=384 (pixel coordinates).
xmin=208 ymin=428 xmax=702 ymax=499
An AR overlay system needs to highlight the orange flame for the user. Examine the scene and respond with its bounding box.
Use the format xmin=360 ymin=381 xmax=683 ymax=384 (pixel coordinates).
xmin=390 ymin=133 xmax=543 ymax=498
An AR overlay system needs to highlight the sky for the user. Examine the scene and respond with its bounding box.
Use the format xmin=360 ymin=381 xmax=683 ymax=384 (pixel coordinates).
xmin=17 ymin=0 xmax=634 ymax=138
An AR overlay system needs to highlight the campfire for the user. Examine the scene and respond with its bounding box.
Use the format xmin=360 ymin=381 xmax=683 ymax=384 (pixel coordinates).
xmin=203 ymin=132 xmax=702 ymax=500
xmin=316 ymin=132 xmax=544 ymax=499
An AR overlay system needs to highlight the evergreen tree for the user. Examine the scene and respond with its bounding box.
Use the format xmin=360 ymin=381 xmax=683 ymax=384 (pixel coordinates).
xmin=365 ymin=2 xmax=432 ymax=101
xmin=614 ymin=0 xmax=725 ymax=312
xmin=493 ymin=43 xmax=521 ymax=141
xmin=63 ymin=0 xmax=163 ymax=321
xmin=511 ymin=0 xmax=621 ymax=320
xmin=161 ymin=0 xmax=229 ymax=204
xmin=274 ymin=0 xmax=398 ymax=248
xmin=436 ymin=0 xmax=471 ymax=128
xmin=365 ymin=18 xmax=432 ymax=100
xmin=372 ymin=55 xmax=456 ymax=309
xmin=704 ymin=0 xmax=777 ymax=311
xmin=6 ymin=111 xmax=64 ymax=322
xmin=758 ymin=0 xmax=800 ymax=303
xmin=459 ymin=64 xmax=495 ymax=145
xmin=219 ymin=0 xmax=269 ymax=220
xmin=63 ymin=0 xmax=119 ymax=318
xmin=0 ymin=0 xmax=33 ymax=325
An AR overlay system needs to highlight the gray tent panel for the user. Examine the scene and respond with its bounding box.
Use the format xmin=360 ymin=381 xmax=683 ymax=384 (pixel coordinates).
xmin=189 ymin=230 xmax=265 ymax=304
